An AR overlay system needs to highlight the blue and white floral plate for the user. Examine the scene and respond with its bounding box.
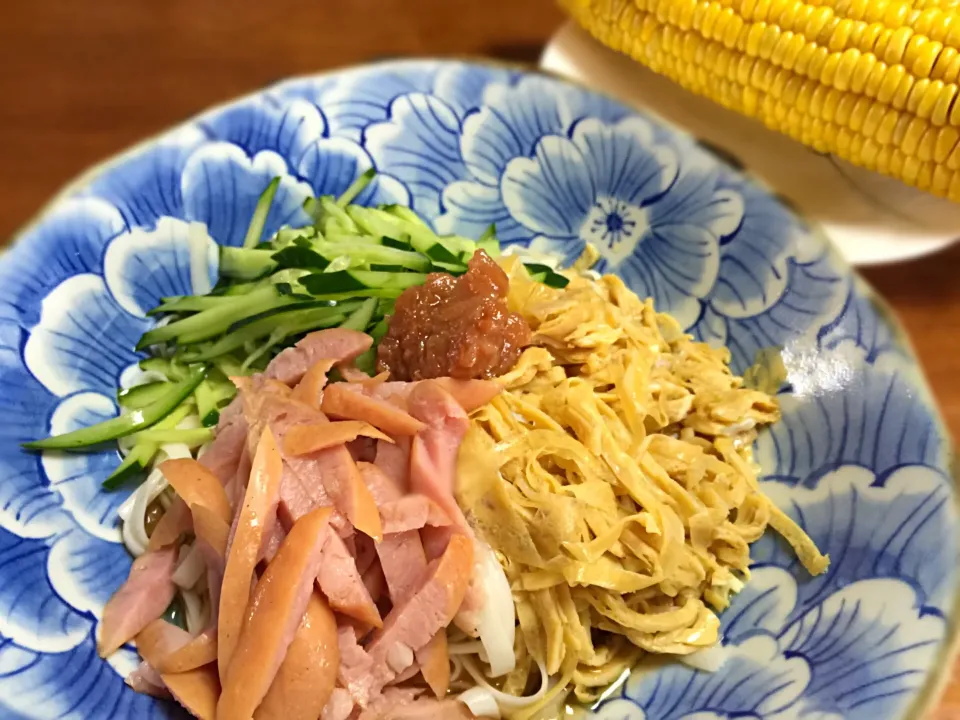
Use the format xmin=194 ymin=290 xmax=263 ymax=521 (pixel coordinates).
xmin=0 ymin=59 xmax=956 ymax=720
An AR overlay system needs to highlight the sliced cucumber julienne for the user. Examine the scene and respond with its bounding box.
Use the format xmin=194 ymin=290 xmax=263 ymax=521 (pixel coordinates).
xmin=118 ymin=381 xmax=171 ymax=411
xmin=380 ymin=236 xmax=411 ymax=251
xmin=273 ymin=225 xmax=317 ymax=249
xmin=353 ymin=316 xmax=390 ymax=375
xmin=339 ymin=298 xmax=379 ymax=332
xmin=523 ymin=263 xmax=570 ymax=289
xmin=103 ymin=441 xmax=156 ymax=490
xmin=383 ymin=204 xmax=430 ymax=228
xmin=139 ymin=287 xmax=296 ymax=348
xmin=314 ymin=241 xmax=431 ymax=272
xmin=24 ymin=367 xmax=208 ymax=451
xmin=242 ymin=177 xmax=280 ymax=249
xmin=220 ymin=247 xmax=277 ymax=280
xmin=272 ymin=246 xmax=330 ymax=271
xmin=135 ymin=427 xmax=214 ymax=446
xmin=149 ymin=295 xmax=231 ymax=315
xmin=138 ymin=357 xmax=191 ymax=382
xmin=299 ymin=270 xmax=428 ymax=296
xmin=179 ymin=303 xmax=357 ymax=363
xmin=102 ymin=402 xmax=194 ymax=489
xmin=336 ymin=168 xmax=376 ymax=208
xmin=319 ymin=197 xmax=359 ymax=233
xmin=476 ymin=224 xmax=500 ymax=257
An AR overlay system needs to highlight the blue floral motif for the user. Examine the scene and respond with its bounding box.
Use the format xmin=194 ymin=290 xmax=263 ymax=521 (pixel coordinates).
xmin=87 ymin=126 xmax=207 ymax=229
xmin=365 ymin=93 xmax=466 ymax=220
xmin=754 ymin=465 xmax=957 ymax=616
xmin=22 ymin=275 xmax=150 ymax=398
xmin=0 ymin=198 xmax=127 ymax=327
xmin=0 ymin=61 xmax=953 ymax=720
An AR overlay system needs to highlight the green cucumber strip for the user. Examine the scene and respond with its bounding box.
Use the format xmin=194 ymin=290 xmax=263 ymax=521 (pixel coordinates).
xmin=523 ymin=263 xmax=570 ymax=288
xmin=241 ymin=325 xmax=288 ymax=372
xmin=369 ymin=317 xmax=390 ymax=341
xmin=325 ymin=232 xmax=382 ymax=246
xmin=380 ymin=236 xmax=411 ymax=250
xmin=384 ymin=204 xmax=430 ymax=228
xmin=272 ymin=246 xmax=330 ymax=271
xmin=138 ymin=287 xmax=289 ymax=348
xmin=299 ymin=270 xmax=427 ymax=296
xmin=24 ymin=367 xmax=208 ymax=451
xmin=220 ymin=247 xmax=277 ymax=279
xmin=352 ymin=316 xmax=389 ymax=375
xmin=102 ymin=442 xmax=156 ymax=490
xmin=213 ymin=355 xmax=249 ymax=379
xmin=339 ymin=298 xmax=378 ymax=332
xmin=179 ymin=304 xmax=356 ymax=362
xmin=303 ymin=196 xmax=321 ymax=222
xmin=314 ymin=241 xmax=430 ymax=271
xmin=194 ymin=380 xmax=219 ymax=425
xmin=273 ymin=226 xmax=317 ymax=249
xmin=105 ymin=399 xmax=195 ymax=488
xmin=149 ymin=295 xmax=231 ymax=315
xmin=118 ymin=381 xmax=171 ymax=410
xmin=242 ymin=177 xmax=280 ymax=249
xmin=540 ymin=272 xmax=570 ymax=288
xmin=134 ymin=428 xmax=214 ymax=446
xmin=336 ymin=168 xmax=375 ymax=207
xmin=138 ymin=357 xmax=191 ymax=382
xmin=320 ymin=198 xmax=358 ymax=233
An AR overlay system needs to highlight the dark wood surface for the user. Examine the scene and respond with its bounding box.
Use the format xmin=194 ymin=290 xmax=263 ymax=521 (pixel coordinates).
xmin=2 ymin=2 xmax=959 ymax=716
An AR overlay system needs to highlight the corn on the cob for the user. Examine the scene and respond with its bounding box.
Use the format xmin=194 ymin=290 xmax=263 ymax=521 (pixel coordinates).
xmin=560 ymin=0 xmax=960 ymax=200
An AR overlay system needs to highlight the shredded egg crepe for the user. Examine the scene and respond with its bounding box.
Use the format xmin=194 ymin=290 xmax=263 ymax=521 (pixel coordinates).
xmin=456 ymin=255 xmax=829 ymax=708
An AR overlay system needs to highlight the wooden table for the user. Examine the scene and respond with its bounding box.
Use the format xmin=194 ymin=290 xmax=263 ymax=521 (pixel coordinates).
xmin=2 ymin=1 xmax=959 ymax=716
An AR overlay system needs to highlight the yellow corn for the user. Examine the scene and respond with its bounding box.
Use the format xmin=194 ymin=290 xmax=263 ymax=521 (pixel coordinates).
xmin=561 ymin=0 xmax=960 ymax=200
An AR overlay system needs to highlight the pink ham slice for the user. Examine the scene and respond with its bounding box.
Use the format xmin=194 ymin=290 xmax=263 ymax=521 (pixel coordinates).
xmin=198 ymin=408 xmax=247 ymax=487
xmin=265 ymin=329 xmax=373 ymax=386
xmin=379 ymin=496 xmax=452 ymax=535
xmin=363 ymin=378 xmax=500 ymax=413
xmin=218 ymin=507 xmax=333 ymax=719
xmin=406 ymin=382 xmax=471 ymax=532
xmin=344 ymin=535 xmax=474 ymax=706
xmin=407 ymin=382 xmax=491 ymax=635
xmin=98 ymin=546 xmax=178 ymax=657
xmin=373 ymin=437 xmax=411 ymax=491
xmin=126 ymin=661 xmax=170 ymax=698
xmin=321 ymin=688 xmax=356 ymax=720
xmin=318 ymin=531 xmax=383 ymax=628
xmin=359 ymin=697 xmax=475 ymax=720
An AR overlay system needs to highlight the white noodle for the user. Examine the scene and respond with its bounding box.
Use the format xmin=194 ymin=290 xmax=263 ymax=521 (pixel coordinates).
xmin=462 ymin=655 xmax=549 ymax=711
xmin=181 ymin=588 xmax=206 ymax=635
xmin=172 ymin=543 xmax=206 ymax=589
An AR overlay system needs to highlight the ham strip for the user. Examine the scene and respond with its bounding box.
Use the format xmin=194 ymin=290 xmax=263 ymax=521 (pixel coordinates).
xmin=256 ymin=592 xmax=340 ymax=720
xmin=346 ymin=535 xmax=474 ymax=705
xmin=98 ymin=546 xmax=177 ymax=657
xmin=373 ymin=437 xmax=411 ymax=492
xmin=318 ymin=531 xmax=383 ymax=628
xmin=158 ymin=458 xmax=232 ymax=523
xmin=265 ymin=329 xmax=373 ymax=386
xmin=364 ymin=378 xmax=501 ymax=413
xmin=379 ymin=496 xmax=452 ymax=535
xmin=125 ymin=661 xmax=170 ymax=698
xmin=199 ymin=410 xmax=247 ymax=486
xmin=283 ymin=420 xmax=393 ymax=456
xmin=218 ymin=507 xmax=333 ymax=719
xmin=291 ymin=359 xmax=337 ymax=409
xmin=322 ymin=384 xmax=425 ymax=436
xmin=147 ymin=496 xmax=192 ymax=552
xmin=137 ymin=620 xmax=221 ymax=720
xmin=218 ymin=428 xmax=283 ymax=681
